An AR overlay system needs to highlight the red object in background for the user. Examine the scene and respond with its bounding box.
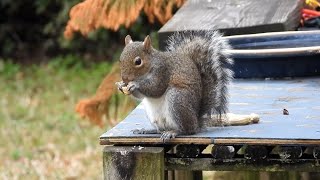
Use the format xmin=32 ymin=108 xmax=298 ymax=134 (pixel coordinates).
xmin=302 ymin=8 xmax=320 ymax=20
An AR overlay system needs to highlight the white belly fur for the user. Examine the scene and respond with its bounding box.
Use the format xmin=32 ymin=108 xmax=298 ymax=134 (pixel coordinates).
xmin=142 ymin=94 xmax=179 ymax=131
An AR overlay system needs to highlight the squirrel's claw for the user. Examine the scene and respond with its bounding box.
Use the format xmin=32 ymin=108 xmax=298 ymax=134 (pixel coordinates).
xmin=116 ymin=81 xmax=132 ymax=95
xmin=127 ymin=82 xmax=137 ymax=92
xmin=115 ymin=81 xmax=126 ymax=94
xmin=118 ymin=87 xmax=124 ymax=94
xmin=115 ymin=81 xmax=126 ymax=87
xmin=160 ymin=131 xmax=178 ymax=142
xmin=115 ymin=81 xmax=137 ymax=95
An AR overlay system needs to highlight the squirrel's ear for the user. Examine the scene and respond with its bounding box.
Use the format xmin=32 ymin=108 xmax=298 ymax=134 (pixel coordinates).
xmin=143 ymin=35 xmax=152 ymax=51
xmin=125 ymin=35 xmax=133 ymax=45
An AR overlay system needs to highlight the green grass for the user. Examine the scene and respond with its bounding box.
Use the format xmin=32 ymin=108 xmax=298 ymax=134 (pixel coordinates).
xmin=0 ymin=56 xmax=114 ymax=179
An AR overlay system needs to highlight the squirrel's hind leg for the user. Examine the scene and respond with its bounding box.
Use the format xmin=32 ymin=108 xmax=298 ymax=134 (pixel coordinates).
xmin=166 ymin=88 xmax=201 ymax=135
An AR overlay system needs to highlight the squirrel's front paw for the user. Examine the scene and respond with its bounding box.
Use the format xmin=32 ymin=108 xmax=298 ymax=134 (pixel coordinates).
xmin=115 ymin=81 xmax=125 ymax=91
xmin=126 ymin=82 xmax=138 ymax=93
xmin=115 ymin=81 xmax=131 ymax=95
xmin=115 ymin=81 xmax=138 ymax=95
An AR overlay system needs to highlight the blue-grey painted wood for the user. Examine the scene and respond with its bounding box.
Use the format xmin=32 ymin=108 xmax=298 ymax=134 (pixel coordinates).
xmin=100 ymin=78 xmax=320 ymax=145
xmin=158 ymin=0 xmax=303 ymax=50
xmin=225 ymin=31 xmax=320 ymax=78
xmin=226 ymin=30 xmax=320 ymax=50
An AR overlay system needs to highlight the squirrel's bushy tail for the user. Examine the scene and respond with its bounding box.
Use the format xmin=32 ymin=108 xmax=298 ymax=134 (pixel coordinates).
xmin=166 ymin=31 xmax=234 ymax=124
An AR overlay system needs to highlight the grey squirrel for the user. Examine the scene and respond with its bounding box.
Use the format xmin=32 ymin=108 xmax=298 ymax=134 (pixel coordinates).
xmin=116 ymin=31 xmax=234 ymax=141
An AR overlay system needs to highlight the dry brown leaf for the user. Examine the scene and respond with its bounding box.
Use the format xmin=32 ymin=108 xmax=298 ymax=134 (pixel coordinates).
xmin=64 ymin=0 xmax=186 ymax=38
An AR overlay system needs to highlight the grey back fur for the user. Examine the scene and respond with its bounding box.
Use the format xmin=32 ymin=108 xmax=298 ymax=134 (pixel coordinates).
xmin=165 ymin=31 xmax=234 ymax=124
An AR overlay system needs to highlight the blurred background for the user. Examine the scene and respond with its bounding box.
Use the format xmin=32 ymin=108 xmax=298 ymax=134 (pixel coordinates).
xmin=0 ymin=0 xmax=170 ymax=179
xmin=1 ymin=0 xmax=318 ymax=179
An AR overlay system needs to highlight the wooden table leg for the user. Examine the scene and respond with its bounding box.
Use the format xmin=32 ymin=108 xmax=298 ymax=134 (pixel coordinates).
xmin=103 ymin=146 xmax=164 ymax=180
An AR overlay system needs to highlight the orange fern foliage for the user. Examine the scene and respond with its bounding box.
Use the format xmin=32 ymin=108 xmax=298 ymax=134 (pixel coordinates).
xmin=72 ymin=1 xmax=185 ymax=126
xmin=64 ymin=0 xmax=185 ymax=38
xmin=75 ymin=62 xmax=135 ymax=127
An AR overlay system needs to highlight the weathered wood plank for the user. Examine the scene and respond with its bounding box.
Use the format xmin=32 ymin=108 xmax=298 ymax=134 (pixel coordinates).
xmin=103 ymin=146 xmax=164 ymax=180
xmin=168 ymin=146 xmax=204 ymax=180
xmin=100 ymin=137 xmax=213 ymax=145
xmin=166 ymin=158 xmax=320 ymax=172
xmin=158 ymin=0 xmax=303 ymax=50
xmin=100 ymin=138 xmax=320 ymax=146
xmin=100 ymin=78 xmax=320 ymax=146
xmin=213 ymin=139 xmax=320 ymax=146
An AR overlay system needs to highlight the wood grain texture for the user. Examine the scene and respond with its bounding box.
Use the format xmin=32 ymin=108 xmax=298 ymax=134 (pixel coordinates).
xmin=166 ymin=158 xmax=320 ymax=172
xmin=100 ymin=78 xmax=320 ymax=146
xmin=214 ymin=139 xmax=320 ymax=146
xmin=158 ymin=0 xmax=303 ymax=50
xmin=103 ymin=146 xmax=164 ymax=180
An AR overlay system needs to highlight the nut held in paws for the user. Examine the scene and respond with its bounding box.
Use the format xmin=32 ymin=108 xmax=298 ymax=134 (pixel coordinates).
xmin=122 ymin=86 xmax=131 ymax=95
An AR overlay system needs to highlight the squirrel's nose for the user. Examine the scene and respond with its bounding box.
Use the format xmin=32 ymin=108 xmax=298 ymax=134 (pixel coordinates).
xmin=122 ymin=76 xmax=133 ymax=84
xmin=122 ymin=77 xmax=129 ymax=84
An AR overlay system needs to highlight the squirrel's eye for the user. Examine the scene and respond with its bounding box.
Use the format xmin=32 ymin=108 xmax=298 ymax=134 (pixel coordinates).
xmin=134 ymin=57 xmax=142 ymax=66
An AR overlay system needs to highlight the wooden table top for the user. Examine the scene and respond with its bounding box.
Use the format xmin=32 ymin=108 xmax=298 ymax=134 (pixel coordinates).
xmin=100 ymin=77 xmax=320 ymax=146
xmin=158 ymin=0 xmax=303 ymax=50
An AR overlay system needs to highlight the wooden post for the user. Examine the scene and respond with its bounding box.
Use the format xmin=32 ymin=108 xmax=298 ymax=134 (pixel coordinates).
xmin=169 ymin=145 xmax=204 ymax=180
xmin=103 ymin=146 xmax=164 ymax=180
